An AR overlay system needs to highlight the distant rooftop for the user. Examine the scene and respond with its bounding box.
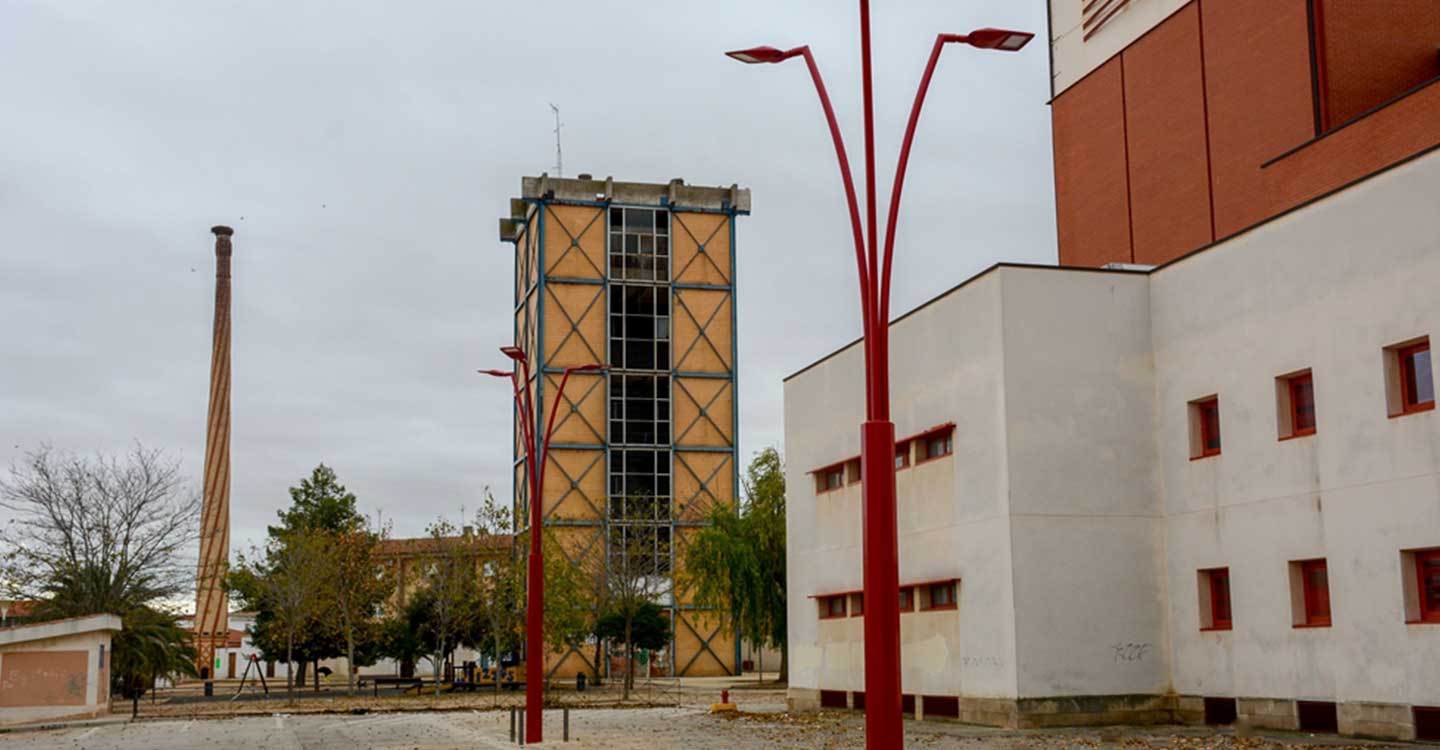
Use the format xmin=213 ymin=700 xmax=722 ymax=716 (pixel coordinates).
xmin=500 ymin=173 xmax=751 ymax=243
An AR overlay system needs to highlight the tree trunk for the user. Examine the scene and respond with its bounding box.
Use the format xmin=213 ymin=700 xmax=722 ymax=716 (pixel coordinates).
xmin=779 ymin=642 xmax=789 ymax=685
xmin=345 ymin=627 xmax=356 ymax=695
xmin=623 ymin=619 xmax=633 ymax=701
xmin=285 ymin=634 xmax=295 ymax=705
xmin=591 ymin=636 xmax=604 ymax=686
xmin=313 ymin=659 xmax=320 ymax=692
xmin=131 ymin=692 xmax=139 ymax=719
xmin=758 ymin=648 xmax=763 ymax=684
xmin=494 ymin=633 xmax=503 ymax=696
xmin=433 ymin=645 xmax=443 ymax=699
xmin=294 ymin=659 xmax=307 ymax=690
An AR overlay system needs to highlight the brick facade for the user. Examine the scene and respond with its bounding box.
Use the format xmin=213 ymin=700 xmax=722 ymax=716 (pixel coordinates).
xmin=1053 ymin=0 xmax=1440 ymax=267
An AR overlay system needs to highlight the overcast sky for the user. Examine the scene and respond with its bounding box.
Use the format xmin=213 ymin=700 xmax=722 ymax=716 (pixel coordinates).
xmin=0 ymin=0 xmax=1056 ymax=559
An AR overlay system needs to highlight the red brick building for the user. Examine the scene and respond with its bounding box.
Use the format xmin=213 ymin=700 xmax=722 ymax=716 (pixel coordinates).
xmin=1049 ymin=0 xmax=1440 ymax=268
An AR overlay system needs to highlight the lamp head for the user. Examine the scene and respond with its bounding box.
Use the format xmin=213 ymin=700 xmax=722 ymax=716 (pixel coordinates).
xmin=478 ymin=369 xmax=512 ymax=378
xmin=500 ymin=345 xmax=526 ymax=362
xmin=725 ymin=46 xmax=794 ymax=64
xmin=961 ymin=28 xmax=1034 ymax=51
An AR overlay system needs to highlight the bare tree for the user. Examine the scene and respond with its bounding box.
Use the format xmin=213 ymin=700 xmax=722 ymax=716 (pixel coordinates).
xmin=602 ymin=525 xmax=670 ymax=699
xmin=0 ymin=444 xmax=200 ymax=615
xmin=411 ymin=518 xmax=478 ymax=699
xmin=230 ymin=532 xmax=330 ymax=705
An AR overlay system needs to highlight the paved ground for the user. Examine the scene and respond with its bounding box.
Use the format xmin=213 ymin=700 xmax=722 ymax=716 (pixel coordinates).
xmin=0 ymin=707 xmax=1406 ymax=750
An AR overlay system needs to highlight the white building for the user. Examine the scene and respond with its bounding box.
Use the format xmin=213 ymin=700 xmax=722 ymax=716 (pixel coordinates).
xmin=783 ymin=147 xmax=1440 ymax=739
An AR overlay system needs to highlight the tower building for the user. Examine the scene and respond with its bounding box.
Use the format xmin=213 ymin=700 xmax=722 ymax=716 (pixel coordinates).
xmin=498 ymin=175 xmax=750 ymax=678
xmin=194 ymin=225 xmax=235 ymax=680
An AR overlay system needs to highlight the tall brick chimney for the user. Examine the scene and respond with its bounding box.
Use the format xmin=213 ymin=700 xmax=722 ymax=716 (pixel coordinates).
xmin=193 ymin=225 xmax=234 ymax=682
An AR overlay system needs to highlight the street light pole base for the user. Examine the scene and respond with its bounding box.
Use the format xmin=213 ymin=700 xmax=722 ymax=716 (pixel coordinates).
xmin=860 ymin=419 xmax=903 ymax=750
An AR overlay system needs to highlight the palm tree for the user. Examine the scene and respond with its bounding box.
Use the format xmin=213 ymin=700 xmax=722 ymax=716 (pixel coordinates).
xmin=111 ymin=608 xmax=198 ymax=718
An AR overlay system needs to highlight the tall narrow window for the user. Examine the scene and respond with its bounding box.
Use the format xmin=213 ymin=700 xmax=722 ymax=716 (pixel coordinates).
xmin=1202 ymin=568 xmax=1232 ymax=630
xmin=1418 ymin=550 xmax=1440 ymax=624
xmin=1299 ymin=559 xmax=1331 ymax=627
xmin=1289 ymin=373 xmax=1316 ymax=436
xmin=1399 ymin=341 xmax=1434 ymax=415
xmin=608 ymin=207 xmax=670 ymax=282
xmin=1190 ymin=397 xmax=1222 ymax=459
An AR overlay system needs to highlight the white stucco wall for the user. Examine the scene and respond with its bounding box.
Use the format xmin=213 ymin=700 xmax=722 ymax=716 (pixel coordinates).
xmin=784 ymin=273 xmax=1020 ymax=700
xmin=784 ymin=149 xmax=1440 ymax=713
xmin=1152 ymin=149 xmax=1440 ymax=707
xmin=0 ymin=615 xmax=120 ymax=725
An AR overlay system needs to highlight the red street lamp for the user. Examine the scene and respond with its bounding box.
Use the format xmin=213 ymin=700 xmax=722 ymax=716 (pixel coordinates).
xmin=726 ymin=9 xmax=1030 ymax=750
xmin=480 ymin=351 xmax=605 ymax=745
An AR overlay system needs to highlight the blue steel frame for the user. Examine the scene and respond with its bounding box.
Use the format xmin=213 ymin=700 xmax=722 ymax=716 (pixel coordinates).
xmin=506 ymin=191 xmax=746 ymax=681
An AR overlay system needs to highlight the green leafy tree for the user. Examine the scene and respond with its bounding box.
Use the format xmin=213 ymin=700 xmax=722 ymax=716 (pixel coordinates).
xmin=269 ymin=464 xmax=360 ymax=537
xmin=683 ymin=447 xmax=788 ymax=681
xmin=410 ymin=518 xmax=479 ymax=697
xmin=595 ymin=601 xmax=670 ymax=695
xmin=111 ymin=607 xmax=197 ymax=718
xmin=323 ymin=518 xmax=393 ymax=694
xmin=229 ymin=531 xmax=331 ymax=704
xmin=461 ymin=493 xmax=523 ymax=693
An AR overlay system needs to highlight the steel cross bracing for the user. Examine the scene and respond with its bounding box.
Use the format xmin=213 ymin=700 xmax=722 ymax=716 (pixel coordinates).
xmin=510 ymin=197 xmax=741 ymax=680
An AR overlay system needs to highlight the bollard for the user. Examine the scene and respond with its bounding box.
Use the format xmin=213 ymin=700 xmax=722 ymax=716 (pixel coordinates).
xmin=564 ymin=708 xmax=570 ymax=742
xmin=721 ymin=689 xmax=729 ymax=705
xmin=518 ymin=709 xmax=525 ymax=745
xmin=509 ymin=707 xmax=516 ymax=742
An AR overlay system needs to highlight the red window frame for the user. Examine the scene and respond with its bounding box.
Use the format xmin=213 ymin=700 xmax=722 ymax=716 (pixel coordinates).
xmin=1204 ymin=568 xmax=1232 ymax=630
xmin=895 ymin=441 xmax=911 ymax=470
xmin=819 ymin=595 xmax=847 ymax=620
xmin=1398 ymin=341 xmax=1435 ymax=415
xmin=1288 ymin=373 xmax=1316 ymax=437
xmin=917 ymin=428 xmax=954 ymax=464
xmin=1194 ymin=397 xmax=1222 ymax=458
xmin=817 ymin=465 xmax=845 ymax=494
xmin=1418 ymin=550 xmax=1440 ymax=624
xmin=1300 ymin=559 xmax=1331 ymax=627
xmin=923 ymin=582 xmax=957 ymax=611
xmin=898 ymin=587 xmax=914 ymax=612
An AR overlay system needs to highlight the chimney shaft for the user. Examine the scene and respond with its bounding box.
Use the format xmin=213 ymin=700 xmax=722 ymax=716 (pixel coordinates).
xmin=193 ymin=225 xmax=235 ymax=680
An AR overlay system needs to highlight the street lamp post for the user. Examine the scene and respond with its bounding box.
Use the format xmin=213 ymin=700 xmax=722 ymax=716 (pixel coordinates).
xmin=481 ymin=349 xmax=605 ymax=745
xmin=725 ymin=8 xmax=1031 ymax=750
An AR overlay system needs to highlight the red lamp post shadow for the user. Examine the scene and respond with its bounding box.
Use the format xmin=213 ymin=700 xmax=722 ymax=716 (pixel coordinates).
xmin=726 ymin=8 xmax=1031 ymax=750
xmin=481 ymin=349 xmax=605 ymax=745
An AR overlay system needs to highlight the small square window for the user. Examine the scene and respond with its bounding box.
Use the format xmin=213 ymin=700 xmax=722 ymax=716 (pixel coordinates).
xmin=815 ymin=466 xmax=845 ymax=494
xmin=819 ymin=595 xmax=847 ymax=620
xmin=1277 ymin=371 xmax=1316 ymax=439
xmin=1189 ymin=396 xmax=1221 ymax=459
xmin=895 ymin=442 xmax=911 ymax=470
xmin=1199 ymin=568 xmax=1232 ymax=630
xmin=898 ymin=587 xmax=914 ymax=612
xmin=1400 ymin=341 xmax=1434 ymax=413
xmin=922 ymin=581 xmax=957 ymax=611
xmin=1291 ymin=559 xmax=1331 ymax=627
xmin=1386 ymin=338 xmax=1434 ymax=417
xmin=1417 ymin=549 xmax=1440 ymax=624
xmin=917 ymin=428 xmax=954 ymax=464
xmin=846 ymin=459 xmax=862 ymax=485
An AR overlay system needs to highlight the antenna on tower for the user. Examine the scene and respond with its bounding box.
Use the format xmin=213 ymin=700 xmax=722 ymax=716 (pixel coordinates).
xmin=549 ymin=103 xmax=563 ymax=177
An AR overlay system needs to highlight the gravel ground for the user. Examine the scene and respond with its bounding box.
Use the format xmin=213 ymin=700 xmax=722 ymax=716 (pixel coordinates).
xmin=0 ymin=707 xmax=1412 ymax=750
